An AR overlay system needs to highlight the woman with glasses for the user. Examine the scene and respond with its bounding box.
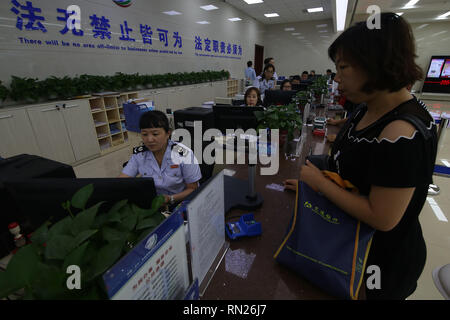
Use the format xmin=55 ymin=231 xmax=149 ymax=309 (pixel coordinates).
xmin=253 ymin=64 xmax=276 ymax=98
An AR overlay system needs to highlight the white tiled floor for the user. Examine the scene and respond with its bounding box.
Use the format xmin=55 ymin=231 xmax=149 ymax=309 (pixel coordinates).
xmin=73 ymin=99 xmax=450 ymax=300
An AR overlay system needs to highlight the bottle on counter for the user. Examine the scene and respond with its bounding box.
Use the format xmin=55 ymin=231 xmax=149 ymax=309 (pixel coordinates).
xmin=8 ymin=222 xmax=26 ymax=249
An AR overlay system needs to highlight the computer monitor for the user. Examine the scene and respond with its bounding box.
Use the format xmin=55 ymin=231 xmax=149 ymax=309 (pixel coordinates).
xmin=3 ymin=177 xmax=158 ymax=230
xmin=423 ymin=55 xmax=450 ymax=94
xmin=263 ymin=90 xmax=297 ymax=107
xmin=232 ymin=99 xmax=244 ymax=106
xmin=213 ymin=105 xmax=264 ymax=133
xmin=292 ymin=83 xmax=309 ymax=92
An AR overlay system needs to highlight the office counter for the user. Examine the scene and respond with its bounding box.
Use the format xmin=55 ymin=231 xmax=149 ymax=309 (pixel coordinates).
xmin=202 ymin=112 xmax=341 ymax=300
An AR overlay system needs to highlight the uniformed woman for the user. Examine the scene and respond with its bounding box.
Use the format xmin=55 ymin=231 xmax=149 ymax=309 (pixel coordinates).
xmin=119 ymin=110 xmax=202 ymax=207
xmin=253 ymin=64 xmax=276 ymax=98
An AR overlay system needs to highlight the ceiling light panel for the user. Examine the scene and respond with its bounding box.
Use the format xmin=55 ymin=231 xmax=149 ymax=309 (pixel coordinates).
xmin=200 ymin=5 xmax=218 ymax=11
xmin=163 ymin=11 xmax=182 ymax=15
xmin=307 ymin=7 xmax=324 ymax=13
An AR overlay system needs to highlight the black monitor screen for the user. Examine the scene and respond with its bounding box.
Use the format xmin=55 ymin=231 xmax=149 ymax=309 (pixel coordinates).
xmin=213 ymin=105 xmax=264 ymax=133
xmin=292 ymin=83 xmax=309 ymax=92
xmin=422 ymin=56 xmax=450 ymax=94
xmin=4 ymin=177 xmax=157 ymax=230
xmin=263 ymin=90 xmax=297 ymax=107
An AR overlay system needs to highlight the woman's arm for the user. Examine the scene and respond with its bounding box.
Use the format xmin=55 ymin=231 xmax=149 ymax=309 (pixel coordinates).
xmin=163 ymin=181 xmax=199 ymax=205
xmin=300 ymin=161 xmax=415 ymax=231
xmin=118 ymin=173 xmax=131 ymax=178
xmin=300 ymin=120 xmax=418 ymax=232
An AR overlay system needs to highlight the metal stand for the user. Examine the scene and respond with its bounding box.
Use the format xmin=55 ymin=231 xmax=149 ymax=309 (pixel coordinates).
xmin=224 ymin=165 xmax=264 ymax=213
xmin=429 ymin=116 xmax=449 ymax=195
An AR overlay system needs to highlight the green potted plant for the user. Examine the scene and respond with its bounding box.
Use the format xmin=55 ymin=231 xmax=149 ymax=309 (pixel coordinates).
xmin=254 ymin=103 xmax=302 ymax=152
xmin=9 ymin=76 xmax=41 ymax=103
xmin=294 ymin=90 xmax=310 ymax=110
xmin=310 ymin=75 xmax=329 ymax=103
xmin=0 ymin=184 xmax=166 ymax=300
xmin=0 ymin=81 xmax=10 ymax=103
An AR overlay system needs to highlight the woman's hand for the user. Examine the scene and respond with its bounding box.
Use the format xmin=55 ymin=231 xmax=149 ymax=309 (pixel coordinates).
xmin=283 ymin=179 xmax=298 ymax=191
xmin=327 ymin=118 xmax=339 ymax=126
xmin=299 ymin=160 xmax=327 ymax=192
xmin=326 ymin=134 xmax=337 ymax=142
xmin=163 ymin=195 xmax=170 ymax=205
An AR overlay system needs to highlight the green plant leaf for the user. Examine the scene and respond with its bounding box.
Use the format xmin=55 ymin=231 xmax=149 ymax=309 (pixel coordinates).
xmin=6 ymin=245 xmax=40 ymax=290
xmin=32 ymin=262 xmax=67 ymax=299
xmin=132 ymin=204 xmax=155 ymax=222
xmin=152 ymin=195 xmax=166 ymax=211
xmin=30 ymin=221 xmax=51 ymax=246
xmin=62 ymin=241 xmax=90 ymax=271
xmin=136 ymin=213 xmax=165 ymax=231
xmin=48 ymin=216 xmax=73 ymax=239
xmin=71 ymin=183 xmax=94 ymax=210
xmin=70 ymin=202 xmax=104 ymax=236
xmin=101 ymin=226 xmax=129 ymax=243
xmin=88 ymin=241 xmax=124 ymax=281
xmin=121 ymin=210 xmax=138 ymax=231
xmin=73 ymin=229 xmax=98 ymax=248
xmin=45 ymin=234 xmax=76 ymax=260
xmin=109 ymin=199 xmax=128 ymax=214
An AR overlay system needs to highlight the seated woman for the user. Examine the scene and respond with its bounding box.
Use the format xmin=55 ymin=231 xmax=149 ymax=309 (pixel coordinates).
xmin=119 ymin=110 xmax=201 ymax=207
xmin=243 ymin=87 xmax=263 ymax=107
xmin=280 ymin=79 xmax=292 ymax=91
xmin=253 ymin=64 xmax=276 ymax=97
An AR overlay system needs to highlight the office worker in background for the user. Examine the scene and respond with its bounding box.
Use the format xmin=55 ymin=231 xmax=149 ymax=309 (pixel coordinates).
xmin=291 ymin=75 xmax=301 ymax=85
xmin=254 ymin=64 xmax=276 ymax=98
xmin=300 ymin=71 xmax=309 ymax=81
xmin=264 ymin=57 xmax=278 ymax=80
xmin=298 ymin=12 xmax=437 ymax=299
xmin=245 ymin=61 xmax=257 ymax=86
xmin=326 ymin=69 xmax=336 ymax=80
xmin=243 ymin=87 xmax=263 ymax=107
xmin=308 ymin=70 xmax=316 ymax=80
xmin=280 ymin=79 xmax=292 ymax=91
xmin=119 ymin=110 xmax=201 ymax=206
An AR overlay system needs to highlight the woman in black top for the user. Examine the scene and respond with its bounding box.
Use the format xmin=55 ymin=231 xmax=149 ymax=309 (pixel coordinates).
xmin=298 ymin=13 xmax=437 ymax=299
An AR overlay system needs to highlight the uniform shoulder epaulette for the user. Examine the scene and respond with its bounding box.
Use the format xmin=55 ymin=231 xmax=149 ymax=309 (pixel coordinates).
xmin=133 ymin=145 xmax=148 ymax=154
xmin=171 ymin=143 xmax=189 ymax=157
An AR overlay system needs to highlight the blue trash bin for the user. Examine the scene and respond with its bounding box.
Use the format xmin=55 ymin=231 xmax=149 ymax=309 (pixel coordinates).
xmin=123 ymin=103 xmax=154 ymax=132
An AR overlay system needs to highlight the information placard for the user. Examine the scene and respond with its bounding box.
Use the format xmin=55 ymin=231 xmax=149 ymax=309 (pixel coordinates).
xmin=103 ymin=213 xmax=190 ymax=300
xmin=187 ymin=171 xmax=226 ymax=295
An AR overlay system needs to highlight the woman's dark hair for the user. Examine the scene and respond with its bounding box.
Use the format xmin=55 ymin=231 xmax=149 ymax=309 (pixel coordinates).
xmin=328 ymin=12 xmax=423 ymax=93
xmin=247 ymin=61 xmax=253 ymax=67
xmin=244 ymin=87 xmax=262 ymax=106
xmin=261 ymin=64 xmax=275 ymax=79
xmin=264 ymin=57 xmax=274 ymax=65
xmin=139 ymin=110 xmax=170 ymax=132
xmin=280 ymin=79 xmax=292 ymax=90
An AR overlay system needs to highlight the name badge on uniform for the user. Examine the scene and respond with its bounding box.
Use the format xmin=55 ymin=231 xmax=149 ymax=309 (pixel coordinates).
xmin=170 ymin=164 xmax=179 ymax=169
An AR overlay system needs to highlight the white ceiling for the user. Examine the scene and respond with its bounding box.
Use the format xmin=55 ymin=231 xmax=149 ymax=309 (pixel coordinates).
xmin=352 ymin=0 xmax=450 ymax=24
xmin=220 ymin=0 xmax=450 ymax=26
xmin=223 ymin=0 xmax=335 ymax=24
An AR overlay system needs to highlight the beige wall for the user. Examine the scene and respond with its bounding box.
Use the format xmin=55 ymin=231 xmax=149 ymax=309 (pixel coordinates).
xmin=1 ymin=1 xmax=448 ymax=91
xmin=0 ymin=0 xmax=264 ymax=84
xmin=262 ymin=19 xmax=337 ymax=78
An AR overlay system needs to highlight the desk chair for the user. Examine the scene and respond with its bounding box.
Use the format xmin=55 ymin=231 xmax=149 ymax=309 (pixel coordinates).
xmin=432 ymin=264 xmax=450 ymax=299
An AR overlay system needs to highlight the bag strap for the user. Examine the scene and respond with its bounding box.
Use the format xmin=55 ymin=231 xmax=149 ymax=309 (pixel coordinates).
xmin=389 ymin=113 xmax=432 ymax=140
